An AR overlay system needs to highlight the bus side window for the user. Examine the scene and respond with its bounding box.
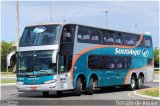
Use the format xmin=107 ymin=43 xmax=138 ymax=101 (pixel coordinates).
xmin=134 ymin=34 xmax=140 ymax=46
xmin=126 ymin=34 xmax=135 ymax=46
xmin=90 ymin=28 xmax=101 ymax=44
xmin=88 ymin=55 xmax=105 ymax=69
xmin=115 ymin=32 xmax=125 ymax=45
xmin=116 ymin=57 xmax=124 ymax=69
xmin=78 ymin=26 xmax=90 ymax=43
xmin=127 ymin=57 xmax=132 ymax=69
xmin=144 ymin=37 xmax=152 ymax=47
xmin=61 ymin=25 xmax=75 ymax=42
xmin=107 ymin=56 xmax=115 ymax=69
xmin=138 ymin=37 xmax=144 ymax=47
xmin=103 ymin=30 xmax=115 ymax=45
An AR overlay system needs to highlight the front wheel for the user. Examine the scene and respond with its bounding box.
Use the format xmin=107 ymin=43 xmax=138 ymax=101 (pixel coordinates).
xmin=75 ymin=77 xmax=82 ymax=96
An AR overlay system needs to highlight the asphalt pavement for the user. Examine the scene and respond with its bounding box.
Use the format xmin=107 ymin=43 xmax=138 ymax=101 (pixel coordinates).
xmin=1 ymin=82 xmax=159 ymax=105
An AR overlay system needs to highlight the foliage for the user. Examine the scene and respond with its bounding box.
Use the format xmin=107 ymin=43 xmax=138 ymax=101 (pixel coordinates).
xmin=1 ymin=41 xmax=14 ymax=71
xmin=154 ymin=49 xmax=159 ymax=68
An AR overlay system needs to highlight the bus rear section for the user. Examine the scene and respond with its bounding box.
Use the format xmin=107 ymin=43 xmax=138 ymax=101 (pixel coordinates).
xmin=71 ymin=25 xmax=154 ymax=95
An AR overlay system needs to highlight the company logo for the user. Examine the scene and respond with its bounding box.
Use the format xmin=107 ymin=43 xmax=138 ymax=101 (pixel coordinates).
xmin=115 ymin=48 xmax=141 ymax=56
xmin=142 ymin=49 xmax=149 ymax=57
xmin=34 ymin=26 xmax=46 ymax=33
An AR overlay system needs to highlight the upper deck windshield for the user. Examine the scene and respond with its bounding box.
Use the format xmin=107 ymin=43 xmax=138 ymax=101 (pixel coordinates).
xmin=19 ymin=25 xmax=61 ymax=47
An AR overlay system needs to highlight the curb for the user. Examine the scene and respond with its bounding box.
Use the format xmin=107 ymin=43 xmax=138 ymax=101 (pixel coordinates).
xmin=0 ymin=83 xmax=16 ymax=86
xmin=153 ymin=80 xmax=159 ymax=82
xmin=133 ymin=89 xmax=160 ymax=100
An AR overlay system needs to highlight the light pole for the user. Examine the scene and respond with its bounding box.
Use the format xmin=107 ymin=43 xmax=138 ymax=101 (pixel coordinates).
xmin=16 ymin=0 xmax=19 ymax=51
xmin=49 ymin=1 xmax=52 ymax=22
xmin=105 ymin=11 xmax=108 ymax=28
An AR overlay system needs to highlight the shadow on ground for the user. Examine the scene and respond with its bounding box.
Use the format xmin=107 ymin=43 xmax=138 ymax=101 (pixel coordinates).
xmin=18 ymin=84 xmax=152 ymax=98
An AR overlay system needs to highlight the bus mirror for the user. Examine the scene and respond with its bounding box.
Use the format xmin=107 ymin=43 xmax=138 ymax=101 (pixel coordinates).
xmin=52 ymin=50 xmax=58 ymax=63
xmin=7 ymin=51 xmax=16 ymax=67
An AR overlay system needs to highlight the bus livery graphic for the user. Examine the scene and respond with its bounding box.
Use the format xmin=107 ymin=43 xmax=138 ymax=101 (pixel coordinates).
xmin=16 ymin=23 xmax=153 ymax=96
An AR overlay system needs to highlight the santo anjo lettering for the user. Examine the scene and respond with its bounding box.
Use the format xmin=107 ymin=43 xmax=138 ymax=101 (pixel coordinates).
xmin=115 ymin=48 xmax=141 ymax=56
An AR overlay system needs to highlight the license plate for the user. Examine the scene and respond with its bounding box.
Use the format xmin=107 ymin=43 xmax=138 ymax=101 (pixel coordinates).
xmin=30 ymin=87 xmax=37 ymax=90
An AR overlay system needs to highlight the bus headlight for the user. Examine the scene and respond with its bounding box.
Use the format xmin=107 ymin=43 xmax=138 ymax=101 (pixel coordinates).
xmin=17 ymin=81 xmax=24 ymax=85
xmin=44 ymin=79 xmax=57 ymax=84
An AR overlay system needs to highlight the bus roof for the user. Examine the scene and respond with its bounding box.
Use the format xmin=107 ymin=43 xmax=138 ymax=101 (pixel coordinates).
xmin=25 ymin=22 xmax=150 ymax=36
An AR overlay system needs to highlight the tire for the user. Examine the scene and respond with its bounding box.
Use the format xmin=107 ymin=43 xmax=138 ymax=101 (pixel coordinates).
xmin=42 ymin=91 xmax=49 ymax=97
xmin=137 ymin=76 xmax=144 ymax=89
xmin=87 ymin=77 xmax=94 ymax=95
xmin=128 ymin=76 xmax=137 ymax=90
xmin=57 ymin=91 xmax=62 ymax=96
xmin=87 ymin=77 xmax=98 ymax=95
xmin=75 ymin=77 xmax=82 ymax=96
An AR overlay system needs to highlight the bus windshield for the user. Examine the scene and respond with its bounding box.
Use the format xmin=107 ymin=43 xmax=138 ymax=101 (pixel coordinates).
xmin=19 ymin=25 xmax=61 ymax=46
xmin=17 ymin=51 xmax=56 ymax=76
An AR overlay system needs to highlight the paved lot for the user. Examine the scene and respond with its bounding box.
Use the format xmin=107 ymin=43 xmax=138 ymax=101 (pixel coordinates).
xmin=1 ymin=82 xmax=159 ymax=105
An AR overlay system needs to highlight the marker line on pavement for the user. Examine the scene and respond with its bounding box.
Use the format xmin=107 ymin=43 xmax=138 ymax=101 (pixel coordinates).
xmin=127 ymin=91 xmax=150 ymax=100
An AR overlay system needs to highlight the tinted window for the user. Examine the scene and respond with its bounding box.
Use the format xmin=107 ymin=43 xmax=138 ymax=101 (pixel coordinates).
xmin=77 ymin=26 xmax=90 ymax=43
xmin=88 ymin=55 xmax=105 ymax=69
xmin=20 ymin=25 xmax=61 ymax=46
xmin=88 ymin=55 xmax=131 ymax=70
xmin=107 ymin=56 xmax=116 ymax=69
xmin=138 ymin=37 xmax=144 ymax=47
xmin=61 ymin=25 xmax=75 ymax=42
xmin=144 ymin=37 xmax=152 ymax=47
xmin=115 ymin=32 xmax=125 ymax=45
xmin=90 ymin=28 xmax=101 ymax=44
xmin=116 ymin=57 xmax=131 ymax=69
xmin=103 ymin=30 xmax=115 ymax=45
xmin=134 ymin=34 xmax=140 ymax=45
xmin=58 ymin=55 xmax=73 ymax=73
xmin=125 ymin=33 xmax=135 ymax=46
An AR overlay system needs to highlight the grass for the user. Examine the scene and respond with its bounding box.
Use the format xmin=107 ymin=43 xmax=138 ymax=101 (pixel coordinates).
xmin=137 ymin=88 xmax=160 ymax=97
xmin=154 ymin=70 xmax=159 ymax=75
xmin=1 ymin=80 xmax=16 ymax=84
xmin=1 ymin=72 xmax=16 ymax=76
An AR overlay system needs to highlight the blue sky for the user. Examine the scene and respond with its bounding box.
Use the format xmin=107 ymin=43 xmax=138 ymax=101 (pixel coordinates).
xmin=1 ymin=1 xmax=159 ymax=48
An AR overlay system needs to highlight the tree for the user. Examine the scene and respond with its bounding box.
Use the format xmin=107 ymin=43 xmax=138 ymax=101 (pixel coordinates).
xmin=154 ymin=49 xmax=159 ymax=68
xmin=1 ymin=41 xmax=13 ymax=72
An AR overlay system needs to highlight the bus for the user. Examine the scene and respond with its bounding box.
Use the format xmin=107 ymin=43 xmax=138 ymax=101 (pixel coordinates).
xmin=16 ymin=23 xmax=154 ymax=96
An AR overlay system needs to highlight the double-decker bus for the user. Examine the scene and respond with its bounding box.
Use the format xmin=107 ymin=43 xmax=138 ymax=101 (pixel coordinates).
xmin=16 ymin=23 xmax=154 ymax=96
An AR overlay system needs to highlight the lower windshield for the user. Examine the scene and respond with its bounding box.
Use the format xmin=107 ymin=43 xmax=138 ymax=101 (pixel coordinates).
xmin=17 ymin=51 xmax=56 ymax=76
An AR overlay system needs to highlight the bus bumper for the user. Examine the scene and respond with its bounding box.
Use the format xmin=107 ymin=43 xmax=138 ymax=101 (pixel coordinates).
xmin=17 ymin=83 xmax=62 ymax=92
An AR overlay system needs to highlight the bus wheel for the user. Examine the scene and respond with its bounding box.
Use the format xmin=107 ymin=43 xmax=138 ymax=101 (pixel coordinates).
xmin=42 ymin=91 xmax=49 ymax=97
xmin=75 ymin=77 xmax=82 ymax=96
xmin=137 ymin=76 xmax=144 ymax=89
xmin=57 ymin=91 xmax=62 ymax=96
xmin=87 ymin=77 xmax=97 ymax=95
xmin=128 ymin=76 xmax=137 ymax=90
